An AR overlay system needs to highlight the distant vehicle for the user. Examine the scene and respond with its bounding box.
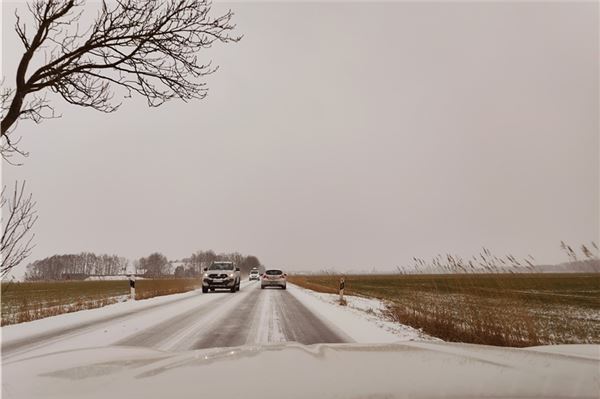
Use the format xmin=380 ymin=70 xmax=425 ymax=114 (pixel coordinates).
xmin=249 ymin=269 xmax=260 ymax=281
xmin=261 ymin=269 xmax=287 ymax=289
xmin=202 ymin=261 xmax=241 ymax=293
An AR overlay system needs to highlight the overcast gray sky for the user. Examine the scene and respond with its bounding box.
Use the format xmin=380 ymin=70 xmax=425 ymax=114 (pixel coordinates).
xmin=2 ymin=1 xmax=598 ymax=275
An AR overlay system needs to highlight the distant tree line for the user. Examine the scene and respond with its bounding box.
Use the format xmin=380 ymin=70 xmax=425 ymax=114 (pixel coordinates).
xmin=25 ymin=253 xmax=129 ymax=280
xmin=23 ymin=250 xmax=262 ymax=281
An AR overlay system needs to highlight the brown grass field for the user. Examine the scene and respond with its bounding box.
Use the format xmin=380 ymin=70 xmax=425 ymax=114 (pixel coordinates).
xmin=288 ymin=273 xmax=600 ymax=347
xmin=1 ymin=278 xmax=202 ymax=326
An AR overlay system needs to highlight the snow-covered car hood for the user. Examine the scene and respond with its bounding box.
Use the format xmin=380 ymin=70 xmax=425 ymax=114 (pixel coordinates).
xmin=2 ymin=342 xmax=599 ymax=399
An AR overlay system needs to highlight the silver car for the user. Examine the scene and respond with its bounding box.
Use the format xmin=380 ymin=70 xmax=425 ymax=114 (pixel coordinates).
xmin=249 ymin=269 xmax=260 ymax=281
xmin=261 ymin=269 xmax=287 ymax=289
xmin=202 ymin=261 xmax=241 ymax=293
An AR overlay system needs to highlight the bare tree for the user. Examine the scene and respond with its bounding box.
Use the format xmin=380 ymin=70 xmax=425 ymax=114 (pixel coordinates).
xmin=1 ymin=181 xmax=38 ymax=277
xmin=139 ymin=252 xmax=169 ymax=278
xmin=1 ymin=0 xmax=241 ymax=156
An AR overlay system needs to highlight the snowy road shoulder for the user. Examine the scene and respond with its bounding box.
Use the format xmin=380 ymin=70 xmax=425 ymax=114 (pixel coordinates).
xmin=286 ymin=283 xmax=435 ymax=343
xmin=2 ymin=283 xmax=254 ymax=361
xmin=1 ymin=289 xmax=204 ymax=348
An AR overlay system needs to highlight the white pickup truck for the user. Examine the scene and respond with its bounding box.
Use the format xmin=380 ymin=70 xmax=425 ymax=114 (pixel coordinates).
xmin=202 ymin=261 xmax=241 ymax=293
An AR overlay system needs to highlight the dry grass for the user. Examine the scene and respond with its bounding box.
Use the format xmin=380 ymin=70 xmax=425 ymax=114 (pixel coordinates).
xmin=1 ymin=278 xmax=201 ymax=325
xmin=288 ymin=273 xmax=600 ymax=347
xmin=135 ymin=278 xmax=202 ymax=300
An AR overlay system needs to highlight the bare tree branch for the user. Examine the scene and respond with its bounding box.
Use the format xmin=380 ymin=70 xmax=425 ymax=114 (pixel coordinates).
xmin=1 ymin=181 xmax=38 ymax=278
xmin=1 ymin=0 xmax=241 ymax=147
xmin=0 ymin=84 xmax=30 ymax=164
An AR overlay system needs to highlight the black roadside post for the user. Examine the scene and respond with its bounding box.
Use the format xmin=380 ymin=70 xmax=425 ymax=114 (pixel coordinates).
xmin=129 ymin=274 xmax=136 ymax=301
xmin=339 ymin=276 xmax=346 ymax=305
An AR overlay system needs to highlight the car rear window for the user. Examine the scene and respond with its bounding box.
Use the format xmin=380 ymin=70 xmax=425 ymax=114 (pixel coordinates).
xmin=265 ymin=270 xmax=283 ymax=275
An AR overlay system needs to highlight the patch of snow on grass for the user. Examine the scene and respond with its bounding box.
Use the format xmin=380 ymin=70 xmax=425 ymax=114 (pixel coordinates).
xmin=287 ymin=284 xmax=437 ymax=343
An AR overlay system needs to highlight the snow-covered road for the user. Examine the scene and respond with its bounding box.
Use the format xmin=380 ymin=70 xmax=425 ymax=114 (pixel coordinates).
xmin=2 ymin=282 xmax=599 ymax=399
xmin=2 ymin=282 xmax=418 ymax=362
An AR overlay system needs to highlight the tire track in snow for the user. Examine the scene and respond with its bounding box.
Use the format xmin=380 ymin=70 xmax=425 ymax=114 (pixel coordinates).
xmin=191 ymin=285 xmax=263 ymax=350
xmin=274 ymin=288 xmax=347 ymax=344
xmin=191 ymin=286 xmax=348 ymax=349
xmin=116 ymin=291 xmax=247 ymax=349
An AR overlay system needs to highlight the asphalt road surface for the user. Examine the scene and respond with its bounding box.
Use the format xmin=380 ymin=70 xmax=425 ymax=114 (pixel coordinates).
xmin=2 ymin=281 xmax=348 ymax=361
